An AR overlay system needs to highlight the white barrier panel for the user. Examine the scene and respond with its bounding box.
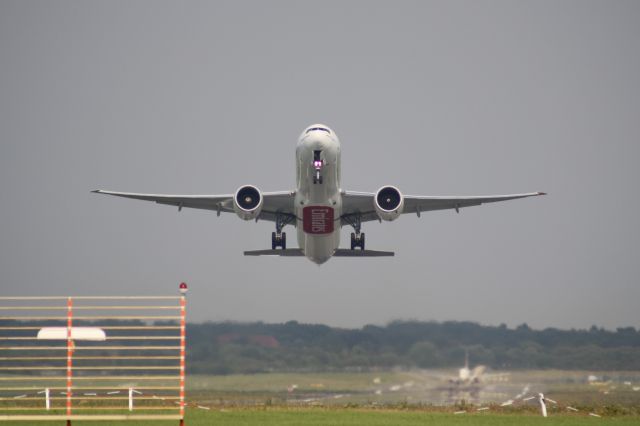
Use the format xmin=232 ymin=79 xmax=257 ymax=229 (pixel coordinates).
xmin=37 ymin=327 xmax=106 ymax=341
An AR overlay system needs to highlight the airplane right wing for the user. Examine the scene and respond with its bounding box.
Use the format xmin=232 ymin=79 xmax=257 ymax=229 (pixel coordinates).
xmin=401 ymin=192 xmax=547 ymax=215
xmin=341 ymin=191 xmax=546 ymax=224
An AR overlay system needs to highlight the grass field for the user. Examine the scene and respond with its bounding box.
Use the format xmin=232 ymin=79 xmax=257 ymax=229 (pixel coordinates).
xmin=1 ymin=409 xmax=640 ymax=426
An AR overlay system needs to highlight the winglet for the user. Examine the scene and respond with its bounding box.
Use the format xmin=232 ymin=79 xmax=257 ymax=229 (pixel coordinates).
xmin=537 ymin=192 xmax=547 ymax=196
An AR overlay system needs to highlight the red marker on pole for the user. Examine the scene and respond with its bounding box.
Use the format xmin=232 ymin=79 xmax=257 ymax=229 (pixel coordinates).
xmin=179 ymin=282 xmax=188 ymax=295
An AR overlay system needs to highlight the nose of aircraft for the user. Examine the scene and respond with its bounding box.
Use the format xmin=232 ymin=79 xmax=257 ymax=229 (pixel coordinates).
xmin=301 ymin=124 xmax=334 ymax=139
xmin=300 ymin=124 xmax=337 ymax=150
xmin=304 ymin=123 xmax=332 ymax=133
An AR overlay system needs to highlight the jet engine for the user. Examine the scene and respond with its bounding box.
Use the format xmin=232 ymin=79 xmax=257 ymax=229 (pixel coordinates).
xmin=233 ymin=185 xmax=263 ymax=220
xmin=374 ymin=186 xmax=404 ymax=221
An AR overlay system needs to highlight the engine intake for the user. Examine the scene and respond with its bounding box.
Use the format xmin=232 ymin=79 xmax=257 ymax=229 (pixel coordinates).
xmin=233 ymin=185 xmax=263 ymax=220
xmin=374 ymin=186 xmax=404 ymax=221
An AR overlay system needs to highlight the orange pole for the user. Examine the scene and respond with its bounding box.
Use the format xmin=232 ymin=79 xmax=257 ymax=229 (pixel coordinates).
xmin=66 ymin=297 xmax=73 ymax=425
xmin=179 ymin=292 xmax=186 ymax=424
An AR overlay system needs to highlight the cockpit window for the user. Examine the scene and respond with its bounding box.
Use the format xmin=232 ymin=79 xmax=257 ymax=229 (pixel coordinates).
xmin=306 ymin=127 xmax=330 ymax=135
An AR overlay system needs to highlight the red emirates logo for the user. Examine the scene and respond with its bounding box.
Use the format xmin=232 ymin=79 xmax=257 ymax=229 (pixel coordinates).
xmin=303 ymin=206 xmax=334 ymax=234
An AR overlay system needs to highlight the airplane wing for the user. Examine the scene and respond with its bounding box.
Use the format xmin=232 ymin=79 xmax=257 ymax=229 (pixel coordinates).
xmin=91 ymin=190 xmax=296 ymax=224
xmin=341 ymin=191 xmax=546 ymax=224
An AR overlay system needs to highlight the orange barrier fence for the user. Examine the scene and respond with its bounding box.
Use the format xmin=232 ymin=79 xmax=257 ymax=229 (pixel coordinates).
xmin=0 ymin=284 xmax=187 ymax=424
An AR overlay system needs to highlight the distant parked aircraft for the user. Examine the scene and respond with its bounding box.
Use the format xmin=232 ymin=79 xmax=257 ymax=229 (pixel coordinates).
xmin=94 ymin=124 xmax=545 ymax=264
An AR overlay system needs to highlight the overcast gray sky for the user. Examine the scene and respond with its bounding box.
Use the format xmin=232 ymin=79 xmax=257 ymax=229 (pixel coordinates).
xmin=1 ymin=1 xmax=638 ymax=330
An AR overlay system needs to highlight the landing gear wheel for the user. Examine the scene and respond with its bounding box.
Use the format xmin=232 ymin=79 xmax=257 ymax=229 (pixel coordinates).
xmin=272 ymin=231 xmax=286 ymax=250
xmin=350 ymin=232 xmax=365 ymax=250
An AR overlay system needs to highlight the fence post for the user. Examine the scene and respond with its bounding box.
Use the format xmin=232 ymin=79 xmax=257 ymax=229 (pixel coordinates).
xmin=66 ymin=297 xmax=73 ymax=426
xmin=179 ymin=282 xmax=187 ymax=426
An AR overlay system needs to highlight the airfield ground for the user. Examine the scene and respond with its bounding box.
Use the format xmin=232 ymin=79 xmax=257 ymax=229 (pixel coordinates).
xmin=1 ymin=410 xmax=640 ymax=426
xmin=2 ymin=370 xmax=639 ymax=425
xmin=187 ymin=370 xmax=640 ymax=408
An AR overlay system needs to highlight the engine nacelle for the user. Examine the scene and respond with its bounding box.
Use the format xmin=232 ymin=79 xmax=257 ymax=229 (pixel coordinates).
xmin=374 ymin=186 xmax=404 ymax=221
xmin=233 ymin=185 xmax=263 ymax=220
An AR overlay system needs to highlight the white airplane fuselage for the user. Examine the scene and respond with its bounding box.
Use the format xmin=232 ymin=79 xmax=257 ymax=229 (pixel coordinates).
xmin=294 ymin=125 xmax=342 ymax=264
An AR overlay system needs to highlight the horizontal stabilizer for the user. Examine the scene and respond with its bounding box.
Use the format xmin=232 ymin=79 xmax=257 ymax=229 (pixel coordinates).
xmin=334 ymin=249 xmax=394 ymax=257
xmin=244 ymin=249 xmax=304 ymax=256
xmin=243 ymin=249 xmax=394 ymax=257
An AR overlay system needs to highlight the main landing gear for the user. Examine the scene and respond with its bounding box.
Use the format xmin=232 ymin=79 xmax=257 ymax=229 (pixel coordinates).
xmin=271 ymin=213 xmax=295 ymax=250
xmin=345 ymin=214 xmax=365 ymax=250
xmin=272 ymin=231 xmax=286 ymax=250
xmin=350 ymin=232 xmax=365 ymax=250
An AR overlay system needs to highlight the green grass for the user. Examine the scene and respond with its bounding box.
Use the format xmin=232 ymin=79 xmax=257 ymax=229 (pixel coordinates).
xmin=196 ymin=410 xmax=640 ymax=426
xmin=2 ymin=409 xmax=639 ymax=426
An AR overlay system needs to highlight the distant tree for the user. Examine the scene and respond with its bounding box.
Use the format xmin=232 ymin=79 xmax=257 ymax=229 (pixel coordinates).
xmin=408 ymin=341 xmax=442 ymax=368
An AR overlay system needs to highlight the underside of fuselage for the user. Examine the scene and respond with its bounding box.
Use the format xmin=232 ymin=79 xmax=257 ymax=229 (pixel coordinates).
xmin=294 ymin=124 xmax=342 ymax=264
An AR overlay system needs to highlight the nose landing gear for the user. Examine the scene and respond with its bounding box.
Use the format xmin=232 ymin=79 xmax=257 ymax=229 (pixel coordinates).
xmin=313 ymin=169 xmax=323 ymax=185
xmin=312 ymin=150 xmax=323 ymax=184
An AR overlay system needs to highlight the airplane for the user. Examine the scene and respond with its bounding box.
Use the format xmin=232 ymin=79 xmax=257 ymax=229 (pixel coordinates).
xmin=452 ymin=350 xmax=487 ymax=386
xmin=93 ymin=124 xmax=545 ymax=264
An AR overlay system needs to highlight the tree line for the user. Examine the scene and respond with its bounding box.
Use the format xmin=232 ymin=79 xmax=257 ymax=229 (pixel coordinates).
xmin=2 ymin=319 xmax=638 ymax=374
xmin=186 ymin=320 xmax=640 ymax=374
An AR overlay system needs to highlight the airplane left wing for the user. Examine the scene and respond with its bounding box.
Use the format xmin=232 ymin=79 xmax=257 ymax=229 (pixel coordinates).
xmin=341 ymin=191 xmax=546 ymax=224
xmin=91 ymin=190 xmax=296 ymax=223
